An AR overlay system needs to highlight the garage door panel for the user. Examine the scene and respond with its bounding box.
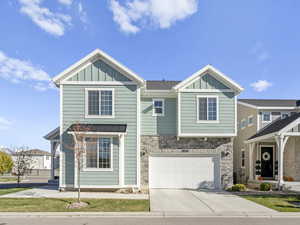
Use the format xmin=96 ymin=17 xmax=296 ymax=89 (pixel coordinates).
xmin=149 ymin=156 xmax=220 ymax=189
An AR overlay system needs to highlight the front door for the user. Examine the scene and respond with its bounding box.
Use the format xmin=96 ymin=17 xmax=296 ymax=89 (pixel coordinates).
xmin=261 ymin=146 xmax=274 ymax=178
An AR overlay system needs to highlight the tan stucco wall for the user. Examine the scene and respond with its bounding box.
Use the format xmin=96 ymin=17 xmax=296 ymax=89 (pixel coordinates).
xmin=234 ymin=103 xmax=257 ymax=182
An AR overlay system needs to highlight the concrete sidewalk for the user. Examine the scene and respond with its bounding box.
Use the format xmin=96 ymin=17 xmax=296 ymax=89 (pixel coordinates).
xmin=0 ymin=185 xmax=148 ymax=200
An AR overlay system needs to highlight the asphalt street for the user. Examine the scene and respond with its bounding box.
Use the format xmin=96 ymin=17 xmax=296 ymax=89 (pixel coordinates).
xmin=1 ymin=217 xmax=300 ymax=225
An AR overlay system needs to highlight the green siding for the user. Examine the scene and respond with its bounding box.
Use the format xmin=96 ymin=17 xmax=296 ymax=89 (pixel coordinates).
xmin=180 ymin=92 xmax=235 ymax=134
xmin=61 ymin=84 xmax=137 ymax=187
xmin=67 ymin=59 xmax=132 ymax=82
xmin=186 ymin=73 xmax=230 ymax=90
xmin=141 ymin=98 xmax=177 ymax=135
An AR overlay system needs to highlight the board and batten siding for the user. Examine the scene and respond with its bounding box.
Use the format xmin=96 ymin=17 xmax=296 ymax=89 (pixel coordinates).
xmin=141 ymin=98 xmax=177 ymax=135
xmin=185 ymin=73 xmax=230 ymax=90
xmin=180 ymin=92 xmax=235 ymax=134
xmin=61 ymin=84 xmax=137 ymax=187
xmin=67 ymin=59 xmax=131 ymax=82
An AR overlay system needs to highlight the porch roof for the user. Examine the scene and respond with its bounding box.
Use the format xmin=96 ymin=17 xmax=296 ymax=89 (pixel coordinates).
xmin=248 ymin=113 xmax=300 ymax=141
xmin=44 ymin=127 xmax=60 ymax=141
xmin=67 ymin=124 xmax=127 ymax=133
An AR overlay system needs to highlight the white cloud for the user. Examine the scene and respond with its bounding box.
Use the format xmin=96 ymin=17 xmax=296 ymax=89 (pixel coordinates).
xmin=58 ymin=0 xmax=73 ymax=6
xmin=18 ymin=0 xmax=72 ymax=36
xmin=78 ymin=1 xmax=88 ymax=24
xmin=250 ymin=41 xmax=270 ymax=63
xmin=0 ymin=50 xmax=54 ymax=91
xmin=0 ymin=117 xmax=12 ymax=130
xmin=109 ymin=0 xmax=198 ymax=33
xmin=251 ymin=80 xmax=272 ymax=92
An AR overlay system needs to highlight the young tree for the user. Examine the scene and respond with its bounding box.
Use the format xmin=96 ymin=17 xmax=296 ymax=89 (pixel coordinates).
xmin=12 ymin=147 xmax=33 ymax=186
xmin=0 ymin=151 xmax=13 ymax=175
xmin=65 ymin=123 xmax=90 ymax=204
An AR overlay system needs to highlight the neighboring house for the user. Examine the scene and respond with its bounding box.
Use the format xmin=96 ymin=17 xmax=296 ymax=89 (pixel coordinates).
xmin=12 ymin=149 xmax=51 ymax=170
xmin=234 ymin=99 xmax=300 ymax=187
xmin=45 ymin=49 xmax=243 ymax=191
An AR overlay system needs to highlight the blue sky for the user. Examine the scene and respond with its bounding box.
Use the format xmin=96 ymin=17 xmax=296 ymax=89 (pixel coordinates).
xmin=0 ymin=0 xmax=299 ymax=151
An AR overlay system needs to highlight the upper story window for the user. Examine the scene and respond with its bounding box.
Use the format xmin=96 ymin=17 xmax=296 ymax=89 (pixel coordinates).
xmin=197 ymin=96 xmax=218 ymax=122
xmin=153 ymin=99 xmax=164 ymax=116
xmin=281 ymin=112 xmax=289 ymax=119
xmin=85 ymin=137 xmax=113 ymax=170
xmin=248 ymin=115 xmax=253 ymax=126
xmin=241 ymin=119 xmax=247 ymax=129
xmin=262 ymin=112 xmax=271 ymax=122
xmin=85 ymin=88 xmax=114 ymax=118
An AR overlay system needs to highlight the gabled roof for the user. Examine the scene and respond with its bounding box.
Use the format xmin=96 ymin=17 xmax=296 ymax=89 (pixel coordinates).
xmin=146 ymin=80 xmax=180 ymax=90
xmin=239 ymin=99 xmax=300 ymax=108
xmin=248 ymin=113 xmax=300 ymax=141
xmin=173 ymin=65 xmax=244 ymax=93
xmin=52 ymin=49 xmax=145 ymax=86
xmin=13 ymin=149 xmax=51 ymax=156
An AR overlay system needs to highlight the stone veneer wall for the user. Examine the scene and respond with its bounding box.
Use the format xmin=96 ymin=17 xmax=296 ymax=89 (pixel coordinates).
xmin=140 ymin=136 xmax=233 ymax=190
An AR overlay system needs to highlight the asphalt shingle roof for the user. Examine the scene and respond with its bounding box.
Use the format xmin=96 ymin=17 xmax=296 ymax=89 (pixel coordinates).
xmin=248 ymin=113 xmax=300 ymax=140
xmin=67 ymin=124 xmax=127 ymax=133
xmin=146 ymin=80 xmax=180 ymax=90
xmin=239 ymin=99 xmax=300 ymax=107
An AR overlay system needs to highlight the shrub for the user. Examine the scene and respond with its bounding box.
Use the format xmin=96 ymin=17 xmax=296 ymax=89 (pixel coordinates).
xmin=260 ymin=182 xmax=271 ymax=191
xmin=0 ymin=152 xmax=13 ymax=175
xmin=229 ymin=184 xmax=247 ymax=192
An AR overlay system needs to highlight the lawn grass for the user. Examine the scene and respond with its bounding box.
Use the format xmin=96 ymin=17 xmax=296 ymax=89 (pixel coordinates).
xmin=0 ymin=198 xmax=150 ymax=212
xmin=243 ymin=195 xmax=300 ymax=212
xmin=0 ymin=188 xmax=30 ymax=196
xmin=0 ymin=177 xmax=17 ymax=182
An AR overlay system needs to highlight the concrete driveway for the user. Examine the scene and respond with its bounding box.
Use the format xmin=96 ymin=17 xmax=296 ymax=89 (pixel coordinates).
xmin=150 ymin=189 xmax=275 ymax=215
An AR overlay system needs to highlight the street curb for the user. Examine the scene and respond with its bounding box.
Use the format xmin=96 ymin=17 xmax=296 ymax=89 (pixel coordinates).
xmin=0 ymin=212 xmax=300 ymax=218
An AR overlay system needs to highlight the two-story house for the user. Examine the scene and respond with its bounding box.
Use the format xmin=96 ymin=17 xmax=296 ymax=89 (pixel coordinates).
xmin=45 ymin=49 xmax=243 ymax=191
xmin=234 ymin=99 xmax=300 ymax=188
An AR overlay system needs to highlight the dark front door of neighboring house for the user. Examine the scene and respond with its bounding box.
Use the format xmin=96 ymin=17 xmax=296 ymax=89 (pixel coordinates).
xmin=261 ymin=146 xmax=274 ymax=178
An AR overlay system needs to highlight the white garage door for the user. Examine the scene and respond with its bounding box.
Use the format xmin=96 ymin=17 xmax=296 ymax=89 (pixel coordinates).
xmin=149 ymin=155 xmax=220 ymax=189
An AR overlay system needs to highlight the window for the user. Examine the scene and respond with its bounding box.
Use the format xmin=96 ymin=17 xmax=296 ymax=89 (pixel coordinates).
xmin=241 ymin=119 xmax=247 ymax=129
xmin=86 ymin=89 xmax=114 ymax=117
xmin=153 ymin=99 xmax=164 ymax=116
xmin=248 ymin=115 xmax=253 ymax=126
xmin=241 ymin=149 xmax=245 ymax=168
xmin=262 ymin=112 xmax=271 ymax=122
xmin=197 ymin=96 xmax=218 ymax=122
xmin=85 ymin=137 xmax=113 ymax=170
xmin=281 ymin=113 xmax=289 ymax=119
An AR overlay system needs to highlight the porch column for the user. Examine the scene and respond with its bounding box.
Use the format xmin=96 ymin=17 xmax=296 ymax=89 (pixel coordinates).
xmin=50 ymin=141 xmax=59 ymax=180
xmin=275 ymin=135 xmax=289 ymax=189
xmin=249 ymin=143 xmax=255 ymax=180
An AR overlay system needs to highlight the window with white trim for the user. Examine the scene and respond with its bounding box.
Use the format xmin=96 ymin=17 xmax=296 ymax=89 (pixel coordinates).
xmin=153 ymin=99 xmax=164 ymax=116
xmin=241 ymin=119 xmax=247 ymax=129
xmin=241 ymin=149 xmax=245 ymax=168
xmin=281 ymin=112 xmax=289 ymax=119
xmin=85 ymin=137 xmax=112 ymax=169
xmin=197 ymin=96 xmax=218 ymax=122
xmin=86 ymin=89 xmax=113 ymax=117
xmin=262 ymin=112 xmax=271 ymax=122
xmin=248 ymin=115 xmax=253 ymax=126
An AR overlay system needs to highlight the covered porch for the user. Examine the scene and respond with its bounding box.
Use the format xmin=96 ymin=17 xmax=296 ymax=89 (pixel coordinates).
xmin=44 ymin=127 xmax=60 ymax=182
xmin=245 ymin=113 xmax=300 ymax=189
